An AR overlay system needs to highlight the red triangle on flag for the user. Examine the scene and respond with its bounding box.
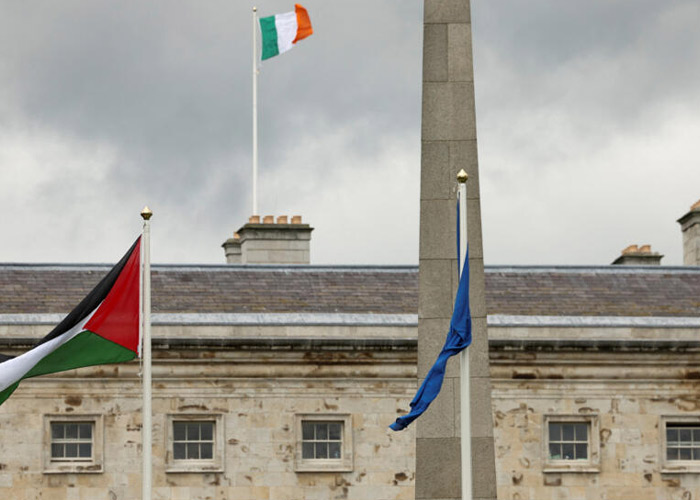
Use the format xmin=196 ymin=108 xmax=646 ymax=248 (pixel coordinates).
xmin=84 ymin=239 xmax=141 ymax=353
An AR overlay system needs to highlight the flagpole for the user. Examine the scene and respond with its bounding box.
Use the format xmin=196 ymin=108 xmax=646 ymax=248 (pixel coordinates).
xmin=140 ymin=206 xmax=153 ymax=500
xmin=457 ymin=169 xmax=472 ymax=500
xmin=252 ymin=6 xmax=259 ymax=216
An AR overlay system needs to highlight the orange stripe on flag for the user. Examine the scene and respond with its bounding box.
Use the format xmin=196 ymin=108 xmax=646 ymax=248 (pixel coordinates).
xmin=293 ymin=4 xmax=313 ymax=44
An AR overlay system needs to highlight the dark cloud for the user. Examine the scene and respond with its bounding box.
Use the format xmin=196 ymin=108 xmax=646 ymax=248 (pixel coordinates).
xmin=0 ymin=1 xmax=697 ymax=267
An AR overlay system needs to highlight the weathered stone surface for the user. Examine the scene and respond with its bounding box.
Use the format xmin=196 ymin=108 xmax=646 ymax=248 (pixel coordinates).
xmin=422 ymin=82 xmax=477 ymax=142
xmin=415 ymin=438 xmax=461 ymax=499
xmin=423 ymin=24 xmax=448 ymax=82
xmin=418 ymin=259 xmax=455 ymax=320
xmin=0 ymin=343 xmax=417 ymax=500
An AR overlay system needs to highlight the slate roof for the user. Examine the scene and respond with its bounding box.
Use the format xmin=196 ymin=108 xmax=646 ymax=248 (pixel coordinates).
xmin=485 ymin=266 xmax=700 ymax=317
xmin=0 ymin=265 xmax=417 ymax=315
xmin=1 ymin=264 xmax=700 ymax=317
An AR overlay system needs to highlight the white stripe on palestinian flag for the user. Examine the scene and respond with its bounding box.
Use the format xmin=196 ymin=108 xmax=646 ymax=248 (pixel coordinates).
xmin=0 ymin=313 xmax=92 ymax=392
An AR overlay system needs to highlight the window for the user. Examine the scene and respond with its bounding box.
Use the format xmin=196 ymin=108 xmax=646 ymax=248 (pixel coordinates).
xmin=173 ymin=421 xmax=214 ymax=460
xmin=51 ymin=422 xmax=93 ymax=461
xmin=166 ymin=414 xmax=224 ymax=473
xmin=43 ymin=415 xmax=103 ymax=474
xmin=548 ymin=422 xmax=588 ymax=460
xmin=661 ymin=417 xmax=700 ymax=473
xmin=543 ymin=414 xmax=599 ymax=473
xmin=295 ymin=414 xmax=352 ymax=472
xmin=302 ymin=421 xmax=343 ymax=460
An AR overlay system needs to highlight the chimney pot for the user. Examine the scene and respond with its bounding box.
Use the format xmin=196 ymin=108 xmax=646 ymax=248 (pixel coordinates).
xmin=613 ymin=243 xmax=662 ymax=266
xmin=291 ymin=215 xmax=302 ymax=224
xmin=622 ymin=244 xmax=639 ymax=255
xmin=249 ymin=215 xmax=260 ymax=224
xmin=277 ymin=215 xmax=288 ymax=224
xmin=263 ymin=215 xmax=274 ymax=224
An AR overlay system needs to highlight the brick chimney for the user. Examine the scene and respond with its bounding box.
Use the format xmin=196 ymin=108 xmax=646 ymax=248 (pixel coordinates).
xmin=677 ymin=199 xmax=700 ymax=266
xmin=612 ymin=244 xmax=663 ymax=266
xmin=222 ymin=215 xmax=313 ymax=264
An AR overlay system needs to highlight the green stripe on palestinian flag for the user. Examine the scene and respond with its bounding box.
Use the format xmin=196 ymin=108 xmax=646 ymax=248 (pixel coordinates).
xmin=0 ymin=238 xmax=141 ymax=406
xmin=260 ymin=4 xmax=313 ymax=61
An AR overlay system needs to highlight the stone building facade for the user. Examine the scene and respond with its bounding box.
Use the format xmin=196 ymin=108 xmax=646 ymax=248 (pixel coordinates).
xmin=1 ymin=201 xmax=700 ymax=499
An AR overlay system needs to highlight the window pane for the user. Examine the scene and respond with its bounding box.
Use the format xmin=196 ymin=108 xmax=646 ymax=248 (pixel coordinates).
xmin=549 ymin=423 xmax=561 ymax=441
xmin=187 ymin=423 xmax=200 ymax=441
xmin=329 ymin=423 xmax=342 ymax=441
xmin=302 ymin=442 xmax=314 ymax=459
xmin=173 ymin=443 xmax=186 ymax=460
xmin=187 ymin=443 xmax=199 ymax=459
xmin=51 ymin=424 xmax=64 ymax=440
xmin=78 ymin=443 xmax=92 ymax=458
xmin=65 ymin=443 xmax=78 ymax=458
xmin=79 ymin=424 xmax=92 ymax=439
xmin=315 ymin=442 xmax=328 ymax=458
xmin=200 ymin=443 xmax=213 ymax=460
xmin=680 ymin=447 xmax=692 ymax=460
xmin=51 ymin=443 xmax=64 ymax=458
xmin=316 ymin=424 xmax=328 ymax=440
xmin=66 ymin=424 xmax=79 ymax=440
xmin=575 ymin=444 xmax=587 ymax=460
xmin=680 ymin=429 xmax=692 ymax=444
xmin=562 ymin=443 xmax=574 ymax=460
xmin=694 ymin=429 xmax=700 ymax=442
xmin=302 ymin=422 xmax=314 ymax=440
xmin=694 ymin=448 xmax=700 ymax=460
xmin=201 ymin=423 xmax=213 ymax=441
xmin=562 ymin=424 xmax=574 ymax=441
xmin=329 ymin=442 xmax=341 ymax=459
xmin=574 ymin=423 xmax=587 ymax=441
xmin=667 ymin=447 xmax=679 ymax=461
xmin=549 ymin=443 xmax=561 ymax=459
xmin=173 ymin=422 xmax=186 ymax=441
xmin=667 ymin=428 xmax=678 ymax=444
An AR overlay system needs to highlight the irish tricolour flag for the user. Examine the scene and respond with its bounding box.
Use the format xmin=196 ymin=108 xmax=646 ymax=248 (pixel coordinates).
xmin=260 ymin=4 xmax=313 ymax=61
xmin=0 ymin=239 xmax=142 ymax=406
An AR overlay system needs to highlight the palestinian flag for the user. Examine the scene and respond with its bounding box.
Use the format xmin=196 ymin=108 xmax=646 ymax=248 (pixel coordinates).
xmin=0 ymin=238 xmax=142 ymax=406
xmin=260 ymin=4 xmax=313 ymax=61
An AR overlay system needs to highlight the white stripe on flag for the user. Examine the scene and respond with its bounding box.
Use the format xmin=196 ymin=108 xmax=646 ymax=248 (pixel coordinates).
xmin=0 ymin=313 xmax=93 ymax=392
xmin=275 ymin=11 xmax=298 ymax=55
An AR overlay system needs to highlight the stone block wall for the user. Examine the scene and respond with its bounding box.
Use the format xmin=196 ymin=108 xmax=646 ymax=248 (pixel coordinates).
xmin=0 ymin=339 xmax=417 ymax=500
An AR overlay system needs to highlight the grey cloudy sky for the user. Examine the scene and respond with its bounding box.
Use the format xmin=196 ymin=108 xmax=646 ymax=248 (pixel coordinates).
xmin=0 ymin=1 xmax=698 ymax=266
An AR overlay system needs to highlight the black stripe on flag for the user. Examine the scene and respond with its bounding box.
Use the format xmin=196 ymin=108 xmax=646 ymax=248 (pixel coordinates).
xmin=39 ymin=238 xmax=140 ymax=345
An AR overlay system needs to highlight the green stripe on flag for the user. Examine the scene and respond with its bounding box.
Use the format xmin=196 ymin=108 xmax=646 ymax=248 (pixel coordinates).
xmin=0 ymin=382 xmax=19 ymax=407
xmin=25 ymin=331 xmax=136 ymax=379
xmin=260 ymin=15 xmax=279 ymax=60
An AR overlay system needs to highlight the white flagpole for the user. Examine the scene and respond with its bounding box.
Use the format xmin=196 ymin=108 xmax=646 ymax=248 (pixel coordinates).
xmin=457 ymin=169 xmax=472 ymax=500
xmin=140 ymin=206 xmax=153 ymax=500
xmin=252 ymin=7 xmax=259 ymax=216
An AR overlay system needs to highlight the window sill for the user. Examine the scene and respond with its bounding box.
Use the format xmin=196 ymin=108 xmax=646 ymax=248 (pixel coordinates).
xmin=44 ymin=463 xmax=103 ymax=474
xmin=661 ymin=464 xmax=700 ymax=474
xmin=543 ymin=464 xmax=600 ymax=474
xmin=166 ymin=462 xmax=223 ymax=474
xmin=295 ymin=460 xmax=353 ymax=473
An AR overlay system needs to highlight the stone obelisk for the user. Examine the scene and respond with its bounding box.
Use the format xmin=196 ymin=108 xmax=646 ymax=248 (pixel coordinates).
xmin=416 ymin=1 xmax=497 ymax=499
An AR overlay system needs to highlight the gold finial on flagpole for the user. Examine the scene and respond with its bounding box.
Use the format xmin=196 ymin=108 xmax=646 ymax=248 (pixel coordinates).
xmin=457 ymin=169 xmax=468 ymax=183
xmin=141 ymin=206 xmax=153 ymax=220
